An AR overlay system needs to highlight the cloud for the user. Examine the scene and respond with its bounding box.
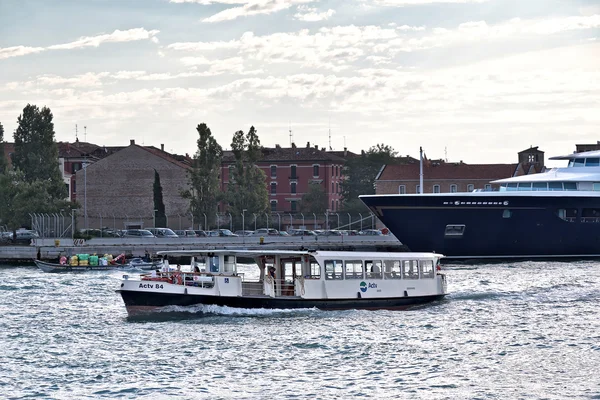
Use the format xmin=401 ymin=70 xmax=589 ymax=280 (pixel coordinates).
xmin=202 ymin=0 xmax=313 ymax=23
xmin=294 ymin=6 xmax=335 ymax=22
xmin=0 ymin=46 xmax=45 ymax=60
xmin=47 ymin=28 xmax=160 ymax=50
xmin=369 ymin=0 xmax=488 ymax=5
xmin=0 ymin=28 xmax=160 ymax=60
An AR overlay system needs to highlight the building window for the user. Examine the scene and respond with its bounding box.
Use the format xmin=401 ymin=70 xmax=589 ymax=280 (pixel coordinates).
xmin=291 ymin=182 xmax=297 ymax=194
xmin=416 ymin=185 xmax=420 ymax=194
xmin=270 ymin=200 xmax=277 ymax=211
xmin=73 ymin=181 xmax=76 ymax=193
xmin=291 ymin=201 xmax=297 ymax=212
xmin=332 ymin=182 xmax=334 ymax=193
xmin=433 ymin=185 xmax=440 ymax=193
xmin=270 ymin=182 xmax=277 ymax=195
xmin=331 ymin=200 xmax=335 ymax=211
xmin=228 ymin=165 xmax=235 ymax=181
xmin=467 ymin=184 xmax=474 ymax=192
xmin=290 ymin=165 xmax=297 ymax=179
xmin=313 ymin=165 xmax=319 ymax=177
xmin=270 ymin=165 xmax=276 ymax=178
xmin=72 ymin=162 xmax=82 ymax=174
xmin=450 ymin=184 xmax=457 ymax=193
xmin=399 ymin=185 xmax=406 ymax=194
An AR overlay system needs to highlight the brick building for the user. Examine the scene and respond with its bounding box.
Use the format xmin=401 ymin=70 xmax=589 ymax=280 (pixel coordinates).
xmin=375 ymin=147 xmax=545 ymax=194
xmin=75 ymin=140 xmax=192 ymax=229
xmin=221 ymin=143 xmax=350 ymax=213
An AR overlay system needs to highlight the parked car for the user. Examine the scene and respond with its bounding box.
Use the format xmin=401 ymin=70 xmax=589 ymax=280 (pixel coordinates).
xmin=122 ymin=229 xmax=155 ymax=238
xmin=3 ymin=230 xmax=40 ymax=244
xmin=317 ymin=230 xmax=343 ymax=236
xmin=205 ymin=230 xmax=219 ymax=237
xmin=148 ymin=228 xmax=179 ymax=238
xmin=289 ymin=229 xmax=317 ymax=236
xmin=194 ymin=230 xmax=208 ymax=237
xmin=251 ymin=228 xmax=279 ymax=236
xmin=209 ymin=229 xmax=238 ymax=237
xmin=234 ymin=230 xmax=254 ymax=236
xmin=359 ymin=229 xmax=383 ymax=236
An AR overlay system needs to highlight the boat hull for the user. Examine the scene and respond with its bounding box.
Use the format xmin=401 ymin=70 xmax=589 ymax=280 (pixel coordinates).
xmin=34 ymin=260 xmax=161 ymax=272
xmin=117 ymin=290 xmax=445 ymax=315
xmin=361 ymin=193 xmax=600 ymax=259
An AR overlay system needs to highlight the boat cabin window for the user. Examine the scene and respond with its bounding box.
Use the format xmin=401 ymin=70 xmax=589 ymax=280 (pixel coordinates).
xmin=532 ymin=182 xmax=547 ymax=191
xmin=209 ymin=256 xmax=220 ymax=272
xmin=308 ymin=259 xmax=321 ymax=279
xmin=344 ymin=260 xmax=363 ymax=279
xmin=563 ymin=182 xmax=577 ymax=191
xmin=573 ymin=159 xmax=585 ymax=167
xmin=586 ymin=158 xmax=600 ymax=167
xmin=420 ymin=260 xmax=434 ymax=278
xmin=548 ymin=182 xmax=563 ymax=191
xmin=581 ymin=208 xmax=600 ymax=223
xmin=517 ymin=183 xmax=532 ymax=191
xmin=444 ymin=224 xmax=465 ymax=237
xmin=594 ymin=183 xmax=600 ymax=191
xmin=365 ymin=260 xmax=382 ymax=279
xmin=402 ymin=260 xmax=419 ymax=279
xmin=325 ymin=260 xmax=343 ymax=280
xmin=556 ymin=208 xmax=577 ymax=222
xmin=383 ymin=260 xmax=402 ymax=279
xmin=506 ymin=183 xmax=518 ymax=191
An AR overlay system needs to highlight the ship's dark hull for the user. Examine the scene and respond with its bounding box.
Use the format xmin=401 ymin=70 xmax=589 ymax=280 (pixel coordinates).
xmin=361 ymin=193 xmax=600 ymax=259
xmin=118 ymin=290 xmax=445 ymax=314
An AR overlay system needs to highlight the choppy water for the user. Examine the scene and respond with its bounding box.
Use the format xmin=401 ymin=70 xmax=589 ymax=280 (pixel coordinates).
xmin=1 ymin=261 xmax=599 ymax=399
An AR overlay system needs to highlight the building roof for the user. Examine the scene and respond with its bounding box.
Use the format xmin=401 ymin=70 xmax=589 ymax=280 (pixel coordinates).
xmin=377 ymin=162 xmax=521 ymax=181
xmin=140 ymin=145 xmax=191 ymax=169
xmin=222 ymin=145 xmax=348 ymax=163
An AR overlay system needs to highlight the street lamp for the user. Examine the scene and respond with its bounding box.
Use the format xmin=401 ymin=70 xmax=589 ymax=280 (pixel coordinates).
xmin=288 ymin=213 xmax=293 ymax=231
xmin=203 ymin=213 xmax=207 ymax=231
xmin=253 ymin=213 xmax=257 ymax=231
xmin=325 ymin=212 xmax=329 ymax=230
xmin=265 ymin=212 xmax=269 ymax=229
xmin=242 ymin=209 xmax=247 ymax=244
xmin=276 ymin=212 xmax=281 ymax=231
xmin=348 ymin=213 xmax=351 ymax=231
xmin=335 ymin=213 xmax=340 ymax=229
xmin=359 ymin=213 xmax=363 ymax=231
xmin=313 ymin=213 xmax=316 ymax=230
xmin=301 ymin=213 xmax=305 ymax=229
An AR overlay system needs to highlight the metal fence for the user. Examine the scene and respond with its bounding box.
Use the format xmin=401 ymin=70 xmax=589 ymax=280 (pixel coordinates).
xmin=76 ymin=212 xmax=378 ymax=234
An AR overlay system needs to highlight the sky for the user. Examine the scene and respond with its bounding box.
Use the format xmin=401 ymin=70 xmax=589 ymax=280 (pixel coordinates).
xmin=0 ymin=0 xmax=598 ymax=165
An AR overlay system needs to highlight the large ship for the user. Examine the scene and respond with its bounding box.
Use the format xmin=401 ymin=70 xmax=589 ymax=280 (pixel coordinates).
xmin=360 ymin=150 xmax=600 ymax=260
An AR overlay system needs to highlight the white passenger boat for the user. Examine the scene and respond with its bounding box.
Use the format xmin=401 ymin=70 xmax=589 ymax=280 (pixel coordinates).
xmin=116 ymin=250 xmax=447 ymax=315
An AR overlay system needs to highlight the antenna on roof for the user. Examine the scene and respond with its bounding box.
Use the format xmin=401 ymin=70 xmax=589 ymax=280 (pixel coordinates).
xmin=289 ymin=121 xmax=293 ymax=146
xmin=445 ymin=146 xmax=448 ymax=162
xmin=84 ymin=126 xmax=87 ymax=143
xmin=75 ymin=124 xmax=78 ymax=142
xmin=328 ymin=118 xmax=332 ymax=151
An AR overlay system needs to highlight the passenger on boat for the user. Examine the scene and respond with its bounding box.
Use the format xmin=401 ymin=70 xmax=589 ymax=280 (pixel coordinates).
xmin=193 ymin=266 xmax=200 ymax=273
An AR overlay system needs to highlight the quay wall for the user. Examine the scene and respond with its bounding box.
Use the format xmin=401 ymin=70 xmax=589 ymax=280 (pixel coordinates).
xmin=0 ymin=236 xmax=407 ymax=264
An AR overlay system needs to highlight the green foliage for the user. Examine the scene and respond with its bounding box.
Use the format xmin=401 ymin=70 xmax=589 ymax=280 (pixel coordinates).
xmin=225 ymin=126 xmax=268 ymax=228
xmin=300 ymin=183 xmax=328 ymax=214
xmin=12 ymin=104 xmax=66 ymax=199
xmin=0 ymin=121 xmax=6 ymax=174
xmin=181 ymin=123 xmax=223 ymax=229
xmin=153 ymin=169 xmax=166 ymax=227
xmin=0 ymin=170 xmax=72 ymax=231
xmin=340 ymin=143 xmax=399 ymax=212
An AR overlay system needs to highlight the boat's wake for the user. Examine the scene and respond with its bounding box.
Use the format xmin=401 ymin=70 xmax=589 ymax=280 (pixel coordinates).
xmin=126 ymin=303 xmax=321 ymax=322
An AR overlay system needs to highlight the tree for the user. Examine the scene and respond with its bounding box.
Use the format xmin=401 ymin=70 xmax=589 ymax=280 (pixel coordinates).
xmin=300 ymin=183 xmax=328 ymax=214
xmin=340 ymin=144 xmax=399 ymax=213
xmin=12 ymin=104 xmax=66 ymax=199
xmin=0 ymin=121 xmax=6 ymax=174
xmin=225 ymin=126 xmax=269 ymax=228
xmin=181 ymin=123 xmax=223 ymax=229
xmin=153 ymin=169 xmax=166 ymax=227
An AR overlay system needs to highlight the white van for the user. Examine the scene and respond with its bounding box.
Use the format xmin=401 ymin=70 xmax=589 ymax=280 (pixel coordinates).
xmin=148 ymin=228 xmax=179 ymax=238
